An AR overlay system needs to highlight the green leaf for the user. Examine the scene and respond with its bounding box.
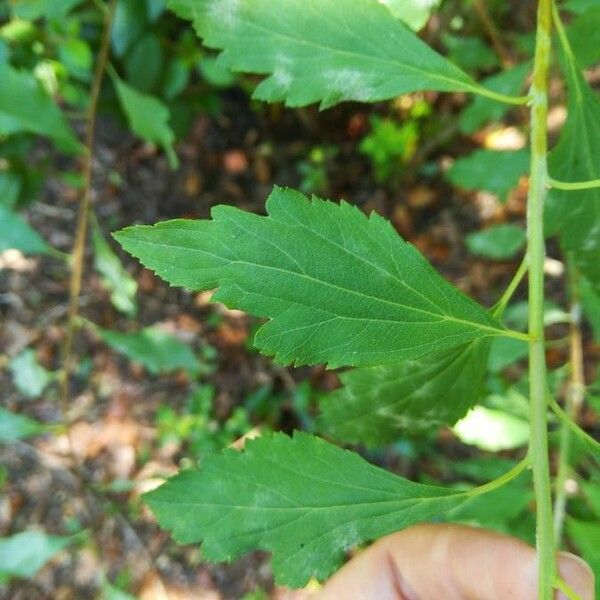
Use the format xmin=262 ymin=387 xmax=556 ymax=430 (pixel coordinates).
xmin=12 ymin=0 xmax=85 ymax=20
xmin=115 ymin=187 xmax=509 ymax=369
xmin=546 ymin=60 xmax=600 ymax=293
xmin=0 ymin=407 xmax=43 ymax=442
xmin=581 ymin=276 xmax=600 ymax=341
xmin=102 ymin=582 xmax=137 ymax=600
xmin=487 ymin=337 xmax=528 ymax=372
xmin=96 ymin=325 xmax=200 ymax=377
xmin=465 ymin=224 xmax=526 ymax=260
xmin=124 ymin=33 xmax=164 ymax=92
xmin=111 ymin=73 xmax=178 ymax=169
xmin=0 ymin=531 xmax=71 ymax=582
xmin=0 ymin=64 xmax=80 ymax=152
xmin=145 ymin=431 xmax=465 ymax=586
xmin=448 ymin=472 xmax=532 ymax=533
xmin=9 ymin=349 xmax=54 ymax=398
xmin=0 ymin=170 xmax=22 ymax=208
xmin=0 ymin=206 xmax=51 ymax=254
xmin=111 ymin=0 xmax=148 ymax=57
xmin=453 ymin=406 xmax=530 ymax=451
xmin=567 ymin=519 xmax=600 ymax=599
xmin=565 ymin=6 xmax=600 ymax=68
xmin=443 ymin=34 xmax=498 ymax=72
xmin=58 ymin=38 xmax=93 ymax=82
xmin=198 ymin=56 xmax=236 ymax=88
xmin=92 ymin=224 xmax=137 ymax=316
xmin=378 ymin=0 xmax=441 ymax=30
xmin=447 ymin=149 xmax=529 ymax=201
xmin=564 ymin=0 xmax=598 ymax=14
xmin=316 ymin=339 xmax=491 ymax=446
xmin=167 ymin=0 xmax=481 ymax=109
xmin=459 ymin=63 xmax=530 ymax=134
xmin=580 ymin=480 xmax=600 ymax=519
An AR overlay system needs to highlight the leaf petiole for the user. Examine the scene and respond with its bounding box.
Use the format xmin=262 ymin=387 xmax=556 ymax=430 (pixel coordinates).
xmin=464 ymin=456 xmax=530 ymax=498
xmin=548 ymin=394 xmax=600 ymax=457
xmin=548 ymin=177 xmax=600 ymax=191
xmin=492 ymin=255 xmax=529 ymax=319
xmin=554 ymin=576 xmax=583 ymax=600
xmin=470 ymin=85 xmax=530 ymax=106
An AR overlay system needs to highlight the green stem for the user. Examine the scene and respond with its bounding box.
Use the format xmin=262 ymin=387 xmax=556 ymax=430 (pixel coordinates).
xmin=528 ymin=0 xmax=556 ymax=597
xmin=60 ymin=0 xmax=117 ymax=403
xmin=555 ymin=577 xmax=583 ymax=600
xmin=471 ymin=86 xmax=530 ymax=106
xmin=549 ymin=394 xmax=600 ymax=456
xmin=492 ymin=255 xmax=528 ymax=318
xmin=467 ymin=456 xmax=529 ymax=497
xmin=549 ymin=177 xmax=600 ymax=190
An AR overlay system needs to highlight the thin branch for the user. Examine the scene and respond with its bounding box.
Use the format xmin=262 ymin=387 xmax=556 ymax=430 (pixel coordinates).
xmin=472 ymin=0 xmax=514 ymax=68
xmin=61 ymin=0 xmax=117 ymax=404
xmin=492 ymin=255 xmax=528 ymax=318
xmin=553 ymin=258 xmax=585 ymax=543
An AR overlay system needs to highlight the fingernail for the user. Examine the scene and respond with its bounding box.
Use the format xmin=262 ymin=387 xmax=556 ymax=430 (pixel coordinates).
xmin=557 ymin=552 xmax=595 ymax=600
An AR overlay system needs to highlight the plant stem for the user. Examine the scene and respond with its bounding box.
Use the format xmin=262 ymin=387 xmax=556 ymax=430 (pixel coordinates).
xmin=528 ymin=0 xmax=556 ymax=597
xmin=60 ymin=0 xmax=116 ymax=403
xmin=553 ymin=257 xmax=585 ymax=543
xmin=492 ymin=255 xmax=528 ymax=318
xmin=549 ymin=177 xmax=600 ymax=190
xmin=472 ymin=86 xmax=530 ymax=105
xmin=467 ymin=456 xmax=529 ymax=497
xmin=472 ymin=0 xmax=513 ymax=68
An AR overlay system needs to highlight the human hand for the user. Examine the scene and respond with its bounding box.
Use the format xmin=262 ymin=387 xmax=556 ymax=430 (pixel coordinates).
xmin=316 ymin=524 xmax=595 ymax=599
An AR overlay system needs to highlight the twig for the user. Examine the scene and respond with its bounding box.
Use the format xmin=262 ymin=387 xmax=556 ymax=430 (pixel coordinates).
xmin=61 ymin=0 xmax=117 ymax=404
xmin=472 ymin=0 xmax=514 ymax=68
xmin=553 ymin=257 xmax=585 ymax=543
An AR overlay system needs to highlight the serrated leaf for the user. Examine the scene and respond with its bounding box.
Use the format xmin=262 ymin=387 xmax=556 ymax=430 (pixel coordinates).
xmin=447 ymin=149 xmax=529 ymax=201
xmin=92 ymin=224 xmax=137 ymax=316
xmin=9 ymin=349 xmax=54 ymax=398
xmin=0 ymin=64 xmax=80 ymax=152
xmin=115 ymin=187 xmax=509 ymax=369
xmin=0 ymin=207 xmax=51 ymax=254
xmin=458 ymin=63 xmax=530 ymax=134
xmin=0 ymin=531 xmax=71 ymax=582
xmin=378 ymin=0 xmax=441 ymax=31
xmin=0 ymin=407 xmax=43 ymax=442
xmin=112 ymin=73 xmax=178 ymax=169
xmin=167 ymin=0 xmax=482 ymax=109
xmin=465 ymin=224 xmax=526 ymax=260
xmin=96 ymin=325 xmax=200 ymax=377
xmin=145 ymin=431 xmax=465 ymax=586
xmin=546 ymin=59 xmax=600 ymax=293
xmin=316 ymin=339 xmax=491 ymax=446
